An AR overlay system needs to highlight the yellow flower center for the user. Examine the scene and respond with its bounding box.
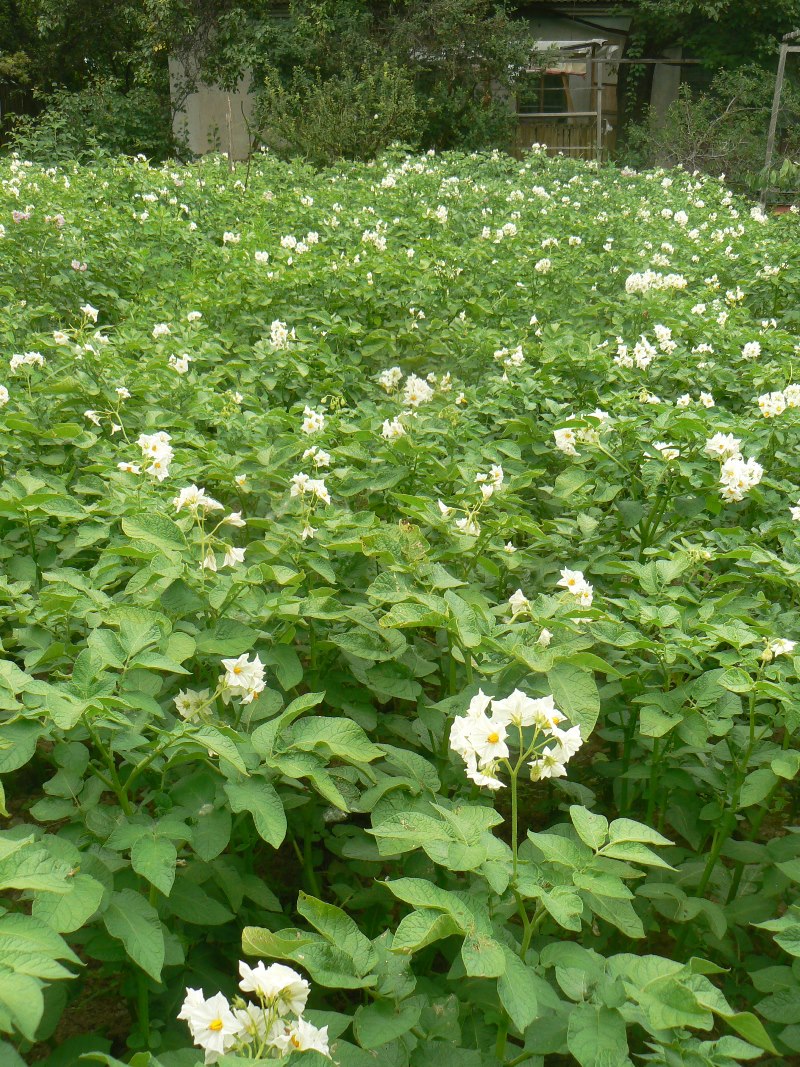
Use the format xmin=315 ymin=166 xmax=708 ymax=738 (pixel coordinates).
xmin=487 ymin=731 xmax=499 ymax=744
xmin=291 ymin=1035 xmax=301 ymax=1048
xmin=233 ymin=665 xmax=242 ymax=674
xmin=209 ymin=1018 xmax=224 ymax=1032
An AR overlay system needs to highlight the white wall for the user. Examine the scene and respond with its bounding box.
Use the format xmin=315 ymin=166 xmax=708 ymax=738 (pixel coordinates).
xmin=169 ymin=57 xmax=255 ymax=159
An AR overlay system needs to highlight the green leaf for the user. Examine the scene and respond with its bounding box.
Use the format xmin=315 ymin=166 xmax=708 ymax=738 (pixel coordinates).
xmin=772 ymin=751 xmax=800 ymax=780
xmin=738 ymin=768 xmax=778 ymax=809
xmin=121 ymin=514 xmax=185 ymax=556
xmin=566 ymin=1004 xmax=631 ymax=1067
xmin=719 ymin=667 xmax=754 ymax=694
xmin=0 ymin=913 xmax=81 ymax=979
xmin=32 ymin=873 xmax=105 ymax=933
xmin=353 ymin=998 xmax=422 ymax=1049
xmin=167 ymin=880 xmax=234 ymax=926
xmin=0 ymin=966 xmax=44 ymax=1040
xmin=297 ymin=892 xmax=375 ymax=976
xmin=607 ymin=819 xmax=672 ymax=847
xmin=498 ymin=948 xmax=540 ymax=1032
xmin=601 ymin=840 xmax=675 ymax=869
xmin=241 ymin=926 xmax=376 ymax=990
xmin=289 ymin=717 xmax=383 ymax=764
xmin=721 ymin=1011 xmax=778 ymax=1054
xmin=461 ymin=933 xmax=506 ymax=977
xmin=570 ymin=806 xmax=608 ymax=850
xmin=189 ymin=725 xmax=247 ymax=773
xmin=225 ymin=778 xmax=287 ymax=847
xmin=547 ymin=664 xmax=600 ymax=739
xmin=103 ymin=889 xmax=165 ymax=981
xmin=391 ymin=910 xmax=462 ymax=955
xmin=192 ymin=807 xmax=232 ymax=862
xmin=381 ymin=879 xmax=472 ymax=932
xmin=131 ymin=834 xmax=177 ymax=896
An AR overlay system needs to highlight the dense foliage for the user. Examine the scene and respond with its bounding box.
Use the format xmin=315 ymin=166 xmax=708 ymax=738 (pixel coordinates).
xmin=624 ymin=65 xmax=800 ymax=194
xmin=1 ymin=146 xmax=800 ymax=1067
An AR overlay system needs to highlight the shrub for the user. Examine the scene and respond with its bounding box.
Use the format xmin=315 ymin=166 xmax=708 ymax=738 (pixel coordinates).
xmin=8 ymin=79 xmax=179 ymax=163
xmin=625 ymin=64 xmax=800 ymax=191
xmin=256 ymin=61 xmax=420 ymax=165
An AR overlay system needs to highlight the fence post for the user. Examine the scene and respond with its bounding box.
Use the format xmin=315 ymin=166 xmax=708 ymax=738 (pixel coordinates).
xmin=596 ymin=58 xmax=604 ymax=163
xmin=761 ymin=39 xmax=790 ymax=208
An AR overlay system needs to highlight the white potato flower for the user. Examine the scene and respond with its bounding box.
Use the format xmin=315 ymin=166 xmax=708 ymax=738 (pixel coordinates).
xmin=508 ymin=589 xmax=530 ymax=617
xmin=220 ymin=653 xmax=265 ymax=704
xmin=557 ymin=568 xmax=594 ymax=606
xmin=270 ymin=1017 xmax=330 ymax=1056
xmin=301 ymin=406 xmax=325 ymax=434
xmin=757 ymin=391 xmax=786 ymax=418
xmin=382 ymin=416 xmax=406 ymax=440
xmin=718 ymin=455 xmax=763 ymax=502
xmin=174 ymin=689 xmax=211 ymax=721
xmin=764 ymin=638 xmax=796 ymax=659
xmin=704 ymin=433 xmax=741 ymax=460
xmin=178 ymin=989 xmax=243 ymax=1064
xmin=403 ymin=374 xmax=434 ymax=407
xmin=173 ymin=485 xmax=224 ymax=514
xmin=238 ymin=960 xmax=309 ymax=1016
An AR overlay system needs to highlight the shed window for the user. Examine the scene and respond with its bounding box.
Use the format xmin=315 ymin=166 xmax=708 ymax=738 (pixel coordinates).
xmin=517 ymin=73 xmax=569 ymax=116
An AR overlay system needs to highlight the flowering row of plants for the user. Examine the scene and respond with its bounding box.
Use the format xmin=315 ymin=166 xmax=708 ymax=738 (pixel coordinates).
xmin=1 ymin=145 xmax=799 ymax=1067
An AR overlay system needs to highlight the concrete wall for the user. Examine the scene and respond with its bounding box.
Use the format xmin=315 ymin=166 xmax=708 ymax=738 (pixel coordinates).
xmin=169 ymin=57 xmax=255 ymax=159
xmin=650 ymin=45 xmax=684 ymax=126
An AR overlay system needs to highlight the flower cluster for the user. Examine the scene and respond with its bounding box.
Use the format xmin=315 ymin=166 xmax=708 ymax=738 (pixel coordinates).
xmin=289 ymin=472 xmax=331 ymax=539
xmin=756 ymin=384 xmax=800 ymax=418
xmin=624 ymin=269 xmax=687 ymax=294
xmin=557 ymin=568 xmax=594 ymax=607
xmin=378 ymin=366 xmax=403 ymax=392
xmin=438 ymin=465 xmax=503 ymax=538
xmin=136 ymin=431 xmax=173 ymax=482
xmin=719 ymin=454 xmax=764 ymax=503
xmin=270 ymin=319 xmax=294 ymax=349
xmin=10 ymin=350 xmax=44 ymax=372
xmin=178 ymin=959 xmax=329 ymax=1063
xmin=703 ymin=433 xmax=763 ymax=501
xmin=403 ymin=373 xmax=434 ymax=407
xmin=219 ymin=653 xmax=266 ymax=705
xmin=449 ymin=688 xmax=583 ymax=790
xmin=554 ymin=409 xmax=610 ymax=456
xmin=762 ymin=638 xmax=796 ymax=661
xmin=173 ymin=484 xmax=247 ymax=571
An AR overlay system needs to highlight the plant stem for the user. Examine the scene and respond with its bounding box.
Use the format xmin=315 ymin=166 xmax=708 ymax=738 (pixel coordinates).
xmin=495 ymin=1018 xmax=508 ymax=1060
xmin=137 ymin=972 xmax=150 ymax=1048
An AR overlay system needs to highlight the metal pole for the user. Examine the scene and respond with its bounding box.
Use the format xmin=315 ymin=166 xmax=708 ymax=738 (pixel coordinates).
xmin=762 ymin=42 xmax=789 ymax=208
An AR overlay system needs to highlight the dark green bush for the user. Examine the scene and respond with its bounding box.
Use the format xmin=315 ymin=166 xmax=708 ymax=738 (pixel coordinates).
xmin=256 ymin=61 xmax=420 ymax=165
xmin=625 ymin=64 xmax=800 ymax=192
xmin=8 ymin=78 xmax=179 ymax=163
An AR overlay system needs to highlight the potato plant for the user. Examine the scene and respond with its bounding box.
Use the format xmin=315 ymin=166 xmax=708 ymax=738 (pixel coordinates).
xmin=0 ymin=146 xmax=799 ymax=1067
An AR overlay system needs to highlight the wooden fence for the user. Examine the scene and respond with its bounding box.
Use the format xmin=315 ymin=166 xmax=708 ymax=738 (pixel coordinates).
xmin=514 ymin=119 xmax=615 ymax=159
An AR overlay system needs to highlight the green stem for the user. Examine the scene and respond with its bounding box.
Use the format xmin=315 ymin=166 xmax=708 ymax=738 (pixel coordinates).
xmin=137 ymin=972 xmax=150 ymax=1047
xmin=520 ymin=903 xmax=546 ymax=960
xmin=507 ymin=1053 xmax=537 ymax=1066
xmin=511 ymin=761 xmax=519 ymax=880
xmin=696 ymin=809 xmax=737 ymax=900
xmin=125 ymin=735 xmax=174 ymax=794
xmin=495 ymin=1018 xmax=508 ymax=1061
xmin=463 ymin=649 xmax=474 ymax=685
xmin=87 ymin=723 xmax=133 ymax=815
xmin=645 ymin=739 xmax=660 ymax=825
xmin=24 ymin=513 xmax=41 ymax=589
